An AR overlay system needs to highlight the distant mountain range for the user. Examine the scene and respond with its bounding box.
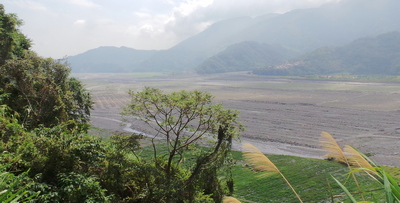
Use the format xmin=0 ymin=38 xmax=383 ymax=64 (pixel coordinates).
xmin=68 ymin=0 xmax=400 ymax=75
xmin=253 ymin=32 xmax=400 ymax=76
xmin=68 ymin=46 xmax=156 ymax=73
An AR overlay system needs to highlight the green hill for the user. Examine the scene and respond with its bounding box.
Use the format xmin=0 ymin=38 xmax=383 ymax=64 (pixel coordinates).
xmin=195 ymin=41 xmax=299 ymax=74
xmin=68 ymin=46 xmax=157 ymax=73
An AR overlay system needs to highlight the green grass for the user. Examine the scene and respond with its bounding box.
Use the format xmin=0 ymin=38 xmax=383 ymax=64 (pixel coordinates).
xmin=91 ymin=130 xmax=399 ymax=202
xmin=132 ymin=142 xmax=393 ymax=202
xmin=88 ymin=126 xmax=131 ymax=139
xmin=230 ymin=152 xmax=384 ymax=202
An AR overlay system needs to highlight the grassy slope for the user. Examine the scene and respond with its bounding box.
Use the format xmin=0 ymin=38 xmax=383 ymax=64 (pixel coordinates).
xmin=230 ymin=150 xmax=399 ymax=203
xmin=90 ymin=127 xmax=400 ymax=203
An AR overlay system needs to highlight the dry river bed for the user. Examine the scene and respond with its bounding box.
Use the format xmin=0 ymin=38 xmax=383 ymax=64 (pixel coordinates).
xmin=75 ymin=72 xmax=400 ymax=166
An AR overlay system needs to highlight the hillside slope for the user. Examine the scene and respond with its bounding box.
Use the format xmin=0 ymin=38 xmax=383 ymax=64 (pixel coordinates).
xmin=254 ymin=32 xmax=400 ymax=76
xmin=68 ymin=46 xmax=157 ymax=73
xmin=196 ymin=41 xmax=299 ymax=74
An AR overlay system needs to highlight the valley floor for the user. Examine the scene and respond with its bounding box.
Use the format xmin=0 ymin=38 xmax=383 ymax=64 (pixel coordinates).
xmin=74 ymin=72 xmax=400 ymax=166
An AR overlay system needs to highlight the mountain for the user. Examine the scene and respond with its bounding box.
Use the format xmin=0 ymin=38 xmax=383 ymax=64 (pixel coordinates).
xmin=69 ymin=0 xmax=400 ymax=73
xmin=253 ymin=32 xmax=400 ymax=76
xmin=195 ymin=41 xmax=299 ymax=74
xmin=232 ymin=0 xmax=400 ymax=53
xmin=136 ymin=15 xmax=278 ymax=72
xmin=139 ymin=0 xmax=400 ymax=72
xmin=68 ymin=46 xmax=157 ymax=73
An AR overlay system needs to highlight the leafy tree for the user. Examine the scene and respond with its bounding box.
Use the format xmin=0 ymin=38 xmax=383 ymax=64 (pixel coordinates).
xmin=122 ymin=87 xmax=243 ymax=202
xmin=0 ymin=51 xmax=93 ymax=129
xmin=0 ymin=4 xmax=31 ymax=65
xmin=0 ymin=5 xmax=92 ymax=130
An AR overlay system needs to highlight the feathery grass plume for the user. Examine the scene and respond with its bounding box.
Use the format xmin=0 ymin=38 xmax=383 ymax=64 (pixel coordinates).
xmin=344 ymin=145 xmax=374 ymax=169
xmin=242 ymin=143 xmax=279 ymax=174
xmin=242 ymin=143 xmax=303 ymax=203
xmin=222 ymin=196 xmax=241 ymax=203
xmin=319 ymin=131 xmax=347 ymax=164
xmin=319 ymin=132 xmax=365 ymax=201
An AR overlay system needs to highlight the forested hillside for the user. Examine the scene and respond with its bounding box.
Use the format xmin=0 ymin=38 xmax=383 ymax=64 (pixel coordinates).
xmin=195 ymin=41 xmax=299 ymax=74
xmin=253 ymin=32 xmax=400 ymax=76
xmin=67 ymin=46 xmax=157 ymax=73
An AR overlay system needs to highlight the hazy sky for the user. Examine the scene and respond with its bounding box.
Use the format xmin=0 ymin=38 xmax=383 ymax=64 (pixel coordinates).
xmin=2 ymin=0 xmax=340 ymax=58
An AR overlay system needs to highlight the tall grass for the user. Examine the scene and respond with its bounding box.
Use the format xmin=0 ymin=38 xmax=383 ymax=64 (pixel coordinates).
xmin=232 ymin=132 xmax=400 ymax=202
xmin=320 ymin=132 xmax=400 ymax=202
xmin=242 ymin=143 xmax=303 ymax=203
xmin=0 ymin=166 xmax=39 ymax=203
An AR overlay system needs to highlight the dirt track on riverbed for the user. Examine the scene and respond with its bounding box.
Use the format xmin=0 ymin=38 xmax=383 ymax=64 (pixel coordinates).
xmin=75 ymin=72 xmax=400 ymax=166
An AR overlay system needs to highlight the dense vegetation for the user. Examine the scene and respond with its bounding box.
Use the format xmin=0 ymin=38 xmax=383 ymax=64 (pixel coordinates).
xmin=253 ymin=32 xmax=400 ymax=76
xmin=0 ymin=5 xmax=243 ymax=202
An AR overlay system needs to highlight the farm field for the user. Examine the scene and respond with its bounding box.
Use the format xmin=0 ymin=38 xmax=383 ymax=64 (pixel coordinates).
xmin=73 ymin=72 xmax=400 ymax=166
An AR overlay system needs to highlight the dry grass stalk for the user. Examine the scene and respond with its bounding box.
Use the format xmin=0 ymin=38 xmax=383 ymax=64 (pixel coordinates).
xmin=344 ymin=145 xmax=377 ymax=178
xmin=344 ymin=145 xmax=373 ymax=168
xmin=222 ymin=196 xmax=241 ymax=203
xmin=319 ymin=132 xmax=365 ymax=201
xmin=242 ymin=143 xmax=303 ymax=203
xmin=319 ymin=131 xmax=347 ymax=164
xmin=242 ymin=143 xmax=279 ymax=174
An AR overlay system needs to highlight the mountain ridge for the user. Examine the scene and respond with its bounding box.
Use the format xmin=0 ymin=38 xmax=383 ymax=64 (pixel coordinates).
xmin=253 ymin=31 xmax=400 ymax=76
xmin=68 ymin=0 xmax=400 ymax=74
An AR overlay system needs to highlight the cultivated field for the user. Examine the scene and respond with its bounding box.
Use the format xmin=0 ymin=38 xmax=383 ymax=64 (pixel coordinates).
xmin=73 ymin=72 xmax=400 ymax=166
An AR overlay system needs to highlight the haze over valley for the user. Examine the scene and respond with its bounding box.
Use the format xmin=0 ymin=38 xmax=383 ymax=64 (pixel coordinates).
xmin=67 ymin=0 xmax=400 ymax=76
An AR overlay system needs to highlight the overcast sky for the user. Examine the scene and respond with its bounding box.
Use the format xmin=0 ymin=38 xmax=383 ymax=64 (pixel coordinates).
xmin=2 ymin=0 xmax=340 ymax=58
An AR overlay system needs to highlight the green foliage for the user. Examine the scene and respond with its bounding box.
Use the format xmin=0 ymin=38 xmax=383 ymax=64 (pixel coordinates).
xmin=0 ymin=4 xmax=31 ymax=65
xmin=2 ymin=124 xmax=105 ymax=179
xmin=0 ymin=51 xmax=93 ymax=129
xmin=110 ymin=133 xmax=142 ymax=152
xmin=231 ymin=153 xmax=385 ymax=202
xmin=55 ymin=172 xmax=110 ymax=203
xmin=332 ymin=150 xmax=400 ymax=203
xmin=122 ymin=87 xmax=243 ymax=202
xmin=1 ymin=5 xmax=246 ymax=202
xmin=0 ymin=166 xmax=39 ymax=203
xmin=1 ymin=5 xmax=93 ymax=130
xmin=0 ymin=118 xmax=131 ymax=201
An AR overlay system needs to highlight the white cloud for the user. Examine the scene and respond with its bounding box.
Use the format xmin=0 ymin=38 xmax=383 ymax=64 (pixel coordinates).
xmin=1 ymin=0 xmax=343 ymax=58
xmin=134 ymin=12 xmax=153 ymax=19
xmin=6 ymin=0 xmax=47 ymax=11
xmin=66 ymin=0 xmax=100 ymax=8
xmin=173 ymin=0 xmax=213 ymax=16
xmin=73 ymin=19 xmax=86 ymax=26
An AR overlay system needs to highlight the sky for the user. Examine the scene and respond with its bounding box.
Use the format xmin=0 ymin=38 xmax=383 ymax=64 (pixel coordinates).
xmin=2 ymin=0 xmax=341 ymax=58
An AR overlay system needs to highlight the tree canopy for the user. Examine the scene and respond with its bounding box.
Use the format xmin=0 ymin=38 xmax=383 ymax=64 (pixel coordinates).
xmin=122 ymin=87 xmax=243 ymax=202
xmin=0 ymin=4 xmax=92 ymax=129
xmin=0 ymin=4 xmax=31 ymax=65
